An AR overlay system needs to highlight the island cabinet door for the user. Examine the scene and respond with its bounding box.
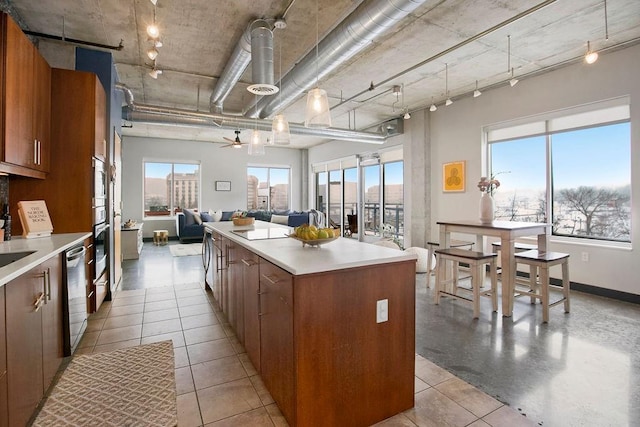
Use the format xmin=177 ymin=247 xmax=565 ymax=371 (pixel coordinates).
xmin=5 ymin=264 xmax=46 ymax=427
xmin=241 ymin=249 xmax=261 ymax=372
xmin=214 ymin=234 xmax=227 ymax=312
xmin=0 ymin=287 xmax=7 ymax=427
xmin=40 ymin=254 xmax=64 ymax=393
xmin=259 ymin=259 xmax=295 ymax=425
xmin=226 ymin=242 xmax=244 ymax=342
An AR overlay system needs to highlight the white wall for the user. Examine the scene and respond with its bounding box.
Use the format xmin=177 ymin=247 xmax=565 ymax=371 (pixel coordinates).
xmin=309 ymin=43 xmax=640 ymax=295
xmin=122 ymin=136 xmax=303 ymax=238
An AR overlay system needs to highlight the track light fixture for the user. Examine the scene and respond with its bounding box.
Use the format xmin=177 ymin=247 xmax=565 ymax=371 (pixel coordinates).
xmin=429 ymin=103 xmax=437 ymax=112
xmin=473 ymin=80 xmax=482 ymax=98
xmin=444 ymin=63 xmax=453 ymax=106
xmin=403 ymin=109 xmax=411 ymax=120
xmin=149 ymin=60 xmax=162 ymax=79
xmin=147 ymin=46 xmax=159 ymax=60
xmin=147 ymin=5 xmax=160 ymax=39
xmin=509 ymin=68 xmax=519 ymax=87
xmin=585 ymin=41 xmax=599 ymax=64
xmin=507 ymin=35 xmax=519 ymax=87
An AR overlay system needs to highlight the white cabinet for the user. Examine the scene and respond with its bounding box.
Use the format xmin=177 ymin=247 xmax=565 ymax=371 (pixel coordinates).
xmin=122 ymin=223 xmax=143 ymax=260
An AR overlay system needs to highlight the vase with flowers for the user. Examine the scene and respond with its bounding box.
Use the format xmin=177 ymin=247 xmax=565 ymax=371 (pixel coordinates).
xmin=477 ymin=175 xmax=501 ymax=223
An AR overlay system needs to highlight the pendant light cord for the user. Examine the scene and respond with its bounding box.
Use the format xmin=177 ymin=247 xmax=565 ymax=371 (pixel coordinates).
xmin=604 ymin=0 xmax=609 ymax=40
xmin=315 ymin=0 xmax=319 ymax=87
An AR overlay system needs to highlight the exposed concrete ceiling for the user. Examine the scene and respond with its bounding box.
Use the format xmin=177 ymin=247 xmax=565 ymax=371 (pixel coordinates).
xmin=5 ymin=0 xmax=640 ymax=148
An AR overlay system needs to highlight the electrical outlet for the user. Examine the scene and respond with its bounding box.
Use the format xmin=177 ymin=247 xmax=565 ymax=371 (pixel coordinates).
xmin=581 ymin=252 xmax=589 ymax=262
xmin=377 ymin=299 xmax=388 ymax=323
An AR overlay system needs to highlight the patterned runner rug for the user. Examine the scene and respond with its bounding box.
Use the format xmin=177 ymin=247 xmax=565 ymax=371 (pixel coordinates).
xmin=33 ymin=341 xmax=176 ymax=426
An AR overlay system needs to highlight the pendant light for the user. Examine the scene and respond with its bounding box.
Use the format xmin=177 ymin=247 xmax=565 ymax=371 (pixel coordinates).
xmin=304 ymin=0 xmax=331 ymax=128
xmin=147 ymin=6 xmax=160 ymax=39
xmin=429 ymin=97 xmax=437 ymax=112
xmin=272 ymin=36 xmax=291 ymax=145
xmin=249 ymin=95 xmax=265 ymax=156
xmin=585 ymin=1 xmax=608 ymax=65
xmin=401 ymin=84 xmax=410 ymax=119
xmin=507 ymin=35 xmax=519 ymax=87
xmin=444 ymin=63 xmax=453 ymax=106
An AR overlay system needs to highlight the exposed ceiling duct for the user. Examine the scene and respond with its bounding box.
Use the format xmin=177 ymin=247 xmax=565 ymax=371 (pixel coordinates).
xmin=208 ymin=19 xmax=273 ymax=113
xmin=247 ymin=20 xmax=278 ymax=96
xmin=246 ymin=0 xmax=429 ymax=119
xmin=118 ymin=84 xmax=385 ymax=144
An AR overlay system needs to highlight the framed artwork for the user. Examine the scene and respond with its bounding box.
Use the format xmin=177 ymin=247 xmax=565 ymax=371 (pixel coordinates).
xmin=442 ymin=161 xmax=465 ymax=192
xmin=215 ymin=181 xmax=231 ymax=191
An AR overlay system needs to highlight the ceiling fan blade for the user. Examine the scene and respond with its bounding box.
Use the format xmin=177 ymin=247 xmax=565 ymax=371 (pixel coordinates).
xmin=223 ymin=137 xmax=235 ymax=143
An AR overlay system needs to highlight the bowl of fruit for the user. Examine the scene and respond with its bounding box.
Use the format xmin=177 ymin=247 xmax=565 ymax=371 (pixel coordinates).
xmin=289 ymin=224 xmax=340 ymax=247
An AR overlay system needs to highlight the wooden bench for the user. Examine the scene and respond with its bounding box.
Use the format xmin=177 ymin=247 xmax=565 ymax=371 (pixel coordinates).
xmin=514 ymin=249 xmax=570 ymax=323
xmin=434 ymin=248 xmax=498 ymax=319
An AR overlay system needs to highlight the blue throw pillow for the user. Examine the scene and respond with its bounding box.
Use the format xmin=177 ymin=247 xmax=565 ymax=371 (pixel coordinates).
xmin=288 ymin=213 xmax=308 ymax=227
xmin=183 ymin=209 xmax=196 ymax=226
xmin=201 ymin=212 xmax=213 ymax=222
xmin=221 ymin=211 xmax=234 ymax=221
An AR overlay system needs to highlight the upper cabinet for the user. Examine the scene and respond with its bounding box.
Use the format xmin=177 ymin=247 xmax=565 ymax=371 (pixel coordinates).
xmin=0 ymin=13 xmax=51 ymax=179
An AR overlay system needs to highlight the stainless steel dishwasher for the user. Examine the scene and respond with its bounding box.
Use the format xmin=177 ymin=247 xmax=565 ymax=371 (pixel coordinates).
xmin=64 ymin=243 xmax=89 ymax=356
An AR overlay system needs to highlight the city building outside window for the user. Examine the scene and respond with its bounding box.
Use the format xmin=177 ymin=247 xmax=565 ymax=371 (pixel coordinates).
xmin=144 ymin=162 xmax=200 ymax=217
xmin=247 ymin=167 xmax=291 ymax=211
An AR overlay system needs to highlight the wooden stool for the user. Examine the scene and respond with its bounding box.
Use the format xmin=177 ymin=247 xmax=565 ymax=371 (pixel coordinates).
xmin=153 ymin=229 xmax=169 ymax=246
xmin=434 ymin=248 xmax=498 ymax=319
xmin=491 ymin=241 xmax=538 ymax=286
xmin=514 ymin=250 xmax=570 ymax=323
xmin=425 ymin=239 xmax=475 ymax=288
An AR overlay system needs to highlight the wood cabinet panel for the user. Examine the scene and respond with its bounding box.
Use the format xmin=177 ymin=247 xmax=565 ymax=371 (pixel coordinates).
xmin=41 ymin=255 xmax=63 ymax=392
xmin=226 ymin=241 xmax=244 ymax=343
xmin=259 ymin=260 xmax=294 ymax=423
xmin=5 ymin=264 xmax=46 ymax=426
xmin=0 ymin=287 xmax=6 ymax=427
xmin=242 ymin=249 xmax=261 ymax=372
xmin=0 ymin=13 xmax=50 ymax=178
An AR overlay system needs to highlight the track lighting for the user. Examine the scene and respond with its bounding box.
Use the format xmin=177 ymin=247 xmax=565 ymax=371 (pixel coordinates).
xmin=585 ymin=41 xmax=599 ymax=64
xmin=403 ymin=109 xmax=411 ymax=120
xmin=149 ymin=0 xmax=157 ymax=4
xmin=149 ymin=60 xmax=162 ymax=79
xmin=429 ymin=103 xmax=437 ymax=112
xmin=509 ymin=68 xmax=519 ymax=87
xmin=147 ymin=47 xmax=159 ymax=60
xmin=444 ymin=63 xmax=452 ymax=106
xmin=445 ymin=98 xmax=453 ymax=106
xmin=147 ymin=22 xmax=159 ymax=39
xmin=473 ymin=80 xmax=482 ymax=98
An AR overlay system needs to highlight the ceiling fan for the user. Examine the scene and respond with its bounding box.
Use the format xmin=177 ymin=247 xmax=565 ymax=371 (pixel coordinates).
xmin=220 ymin=130 xmax=247 ymax=149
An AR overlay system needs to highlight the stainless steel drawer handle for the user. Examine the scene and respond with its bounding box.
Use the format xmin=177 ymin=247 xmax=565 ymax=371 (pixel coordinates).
xmin=34 ymin=293 xmax=45 ymax=312
xmin=241 ymin=259 xmax=257 ymax=266
xmin=261 ymin=274 xmax=280 ymax=285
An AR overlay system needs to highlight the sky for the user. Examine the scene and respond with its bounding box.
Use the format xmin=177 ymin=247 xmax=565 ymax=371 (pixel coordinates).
xmin=491 ymin=122 xmax=630 ymax=191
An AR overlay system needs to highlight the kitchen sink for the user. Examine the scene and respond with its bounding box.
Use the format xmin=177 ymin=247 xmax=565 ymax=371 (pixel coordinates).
xmin=0 ymin=251 xmax=36 ymax=268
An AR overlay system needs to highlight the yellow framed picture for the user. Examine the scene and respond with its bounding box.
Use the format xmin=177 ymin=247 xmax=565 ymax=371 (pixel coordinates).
xmin=443 ymin=161 xmax=465 ymax=192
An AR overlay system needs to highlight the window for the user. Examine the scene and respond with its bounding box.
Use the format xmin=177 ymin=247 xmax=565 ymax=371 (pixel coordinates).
xmin=144 ymin=162 xmax=200 ymax=217
xmin=247 ymin=167 xmax=291 ymax=211
xmin=488 ymin=100 xmax=631 ymax=242
xmin=383 ymin=161 xmax=404 ymax=241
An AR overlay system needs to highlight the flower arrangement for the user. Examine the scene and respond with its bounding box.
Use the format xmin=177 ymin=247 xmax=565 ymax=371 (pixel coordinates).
xmin=477 ymin=176 xmax=500 ymax=195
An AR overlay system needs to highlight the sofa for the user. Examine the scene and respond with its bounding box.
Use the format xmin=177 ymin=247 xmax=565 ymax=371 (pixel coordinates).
xmin=176 ymin=209 xmax=325 ymax=243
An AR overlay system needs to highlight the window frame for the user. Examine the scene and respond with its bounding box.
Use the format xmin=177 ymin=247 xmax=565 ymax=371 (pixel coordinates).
xmin=246 ymin=165 xmax=292 ymax=211
xmin=143 ymin=161 xmax=201 ymax=218
xmin=484 ymin=98 xmax=631 ymax=245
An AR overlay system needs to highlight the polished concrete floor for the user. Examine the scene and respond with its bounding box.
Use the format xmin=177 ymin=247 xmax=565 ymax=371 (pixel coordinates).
xmin=113 ymin=241 xmax=639 ymax=427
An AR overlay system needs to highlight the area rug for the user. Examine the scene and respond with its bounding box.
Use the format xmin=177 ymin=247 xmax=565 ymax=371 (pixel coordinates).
xmin=169 ymin=243 xmax=201 ymax=257
xmin=33 ymin=341 xmax=176 ymax=427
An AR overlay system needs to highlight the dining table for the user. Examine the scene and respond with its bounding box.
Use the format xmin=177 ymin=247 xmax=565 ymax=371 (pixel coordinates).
xmin=437 ymin=220 xmax=551 ymax=317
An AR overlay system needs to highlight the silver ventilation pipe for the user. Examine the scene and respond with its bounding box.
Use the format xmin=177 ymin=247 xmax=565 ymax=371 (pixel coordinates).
xmin=118 ymin=96 xmax=385 ymax=144
xmin=247 ymin=21 xmax=278 ymax=96
xmin=246 ymin=0 xmax=428 ymax=119
xmin=208 ymin=19 xmax=272 ymax=113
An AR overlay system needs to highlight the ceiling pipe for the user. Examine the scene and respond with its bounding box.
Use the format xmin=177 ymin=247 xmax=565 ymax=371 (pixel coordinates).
xmin=245 ymin=0 xmax=428 ymax=119
xmin=208 ymin=19 xmax=272 ymax=113
xmin=117 ymin=84 xmax=384 ymax=143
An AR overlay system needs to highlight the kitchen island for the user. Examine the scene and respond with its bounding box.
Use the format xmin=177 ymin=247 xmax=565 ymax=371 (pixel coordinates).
xmin=203 ymin=221 xmax=416 ymax=427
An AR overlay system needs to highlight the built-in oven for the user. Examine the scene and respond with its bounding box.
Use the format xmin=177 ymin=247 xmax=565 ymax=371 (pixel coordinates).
xmin=93 ymin=222 xmax=109 ymax=281
xmin=93 ymin=157 xmax=107 ymax=208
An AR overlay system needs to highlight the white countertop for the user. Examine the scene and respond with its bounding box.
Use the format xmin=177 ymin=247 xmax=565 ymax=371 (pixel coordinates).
xmin=205 ymin=221 xmax=416 ymax=275
xmin=0 ymin=232 xmax=91 ymax=287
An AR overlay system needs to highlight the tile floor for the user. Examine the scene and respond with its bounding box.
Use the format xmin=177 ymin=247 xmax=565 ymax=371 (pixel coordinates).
xmin=78 ymin=282 xmax=535 ymax=427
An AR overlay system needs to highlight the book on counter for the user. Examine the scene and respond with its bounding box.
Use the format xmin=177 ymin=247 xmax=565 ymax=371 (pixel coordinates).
xmin=17 ymin=200 xmax=54 ymax=238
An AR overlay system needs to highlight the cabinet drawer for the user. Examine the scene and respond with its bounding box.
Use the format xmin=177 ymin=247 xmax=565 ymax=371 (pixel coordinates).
xmin=259 ymin=259 xmax=293 ymax=306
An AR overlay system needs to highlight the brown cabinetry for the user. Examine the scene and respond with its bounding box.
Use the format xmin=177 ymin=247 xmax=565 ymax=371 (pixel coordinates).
xmin=5 ymin=254 xmax=63 ymax=426
xmin=0 ymin=287 xmax=7 ymax=427
xmin=0 ymin=13 xmax=51 ymax=178
xmin=10 ymin=68 xmax=108 ymax=311
xmin=241 ymin=248 xmax=261 ymax=371
xmin=226 ymin=240 xmax=244 ymax=343
xmin=258 ymin=260 xmax=294 ymax=422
